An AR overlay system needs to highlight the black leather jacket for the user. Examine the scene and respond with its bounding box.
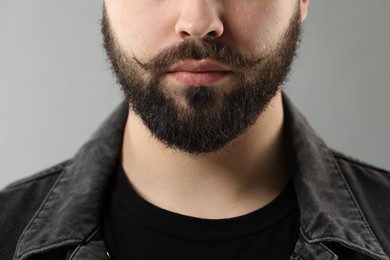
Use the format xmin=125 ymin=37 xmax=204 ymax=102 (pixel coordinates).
xmin=1 ymin=95 xmax=389 ymax=260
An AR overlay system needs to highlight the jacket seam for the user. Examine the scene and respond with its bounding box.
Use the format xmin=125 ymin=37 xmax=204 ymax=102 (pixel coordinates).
xmin=334 ymin=238 xmax=389 ymax=260
xmin=298 ymin=230 xmax=338 ymax=260
xmin=69 ymin=244 xmax=82 ymax=260
xmin=308 ymin=236 xmax=387 ymax=260
xmin=15 ymin=239 xmax=82 ymax=260
xmin=319 ymin=243 xmax=338 ymax=259
xmin=68 ymin=227 xmax=102 ymax=260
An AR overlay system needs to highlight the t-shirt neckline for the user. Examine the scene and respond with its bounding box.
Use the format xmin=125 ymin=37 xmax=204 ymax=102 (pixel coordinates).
xmin=110 ymin=163 xmax=298 ymax=241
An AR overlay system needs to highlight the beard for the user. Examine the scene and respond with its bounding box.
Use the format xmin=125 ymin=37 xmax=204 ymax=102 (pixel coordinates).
xmin=101 ymin=6 xmax=302 ymax=154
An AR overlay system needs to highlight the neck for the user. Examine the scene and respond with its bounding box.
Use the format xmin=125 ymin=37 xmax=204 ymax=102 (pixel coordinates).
xmin=121 ymin=91 xmax=288 ymax=219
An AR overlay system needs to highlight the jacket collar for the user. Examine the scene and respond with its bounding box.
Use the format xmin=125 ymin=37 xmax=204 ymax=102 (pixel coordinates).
xmin=15 ymin=95 xmax=388 ymax=260
xmin=283 ymin=95 xmax=388 ymax=260
xmin=15 ymin=102 xmax=128 ymax=260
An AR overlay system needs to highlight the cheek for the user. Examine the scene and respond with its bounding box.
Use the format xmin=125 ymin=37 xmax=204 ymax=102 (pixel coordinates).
xmin=225 ymin=13 xmax=275 ymax=54
xmin=225 ymin=3 xmax=295 ymax=55
xmin=107 ymin=1 xmax=178 ymax=60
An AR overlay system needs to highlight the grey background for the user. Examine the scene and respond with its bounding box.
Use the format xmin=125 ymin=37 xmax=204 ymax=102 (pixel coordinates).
xmin=1 ymin=1 xmax=389 ymax=188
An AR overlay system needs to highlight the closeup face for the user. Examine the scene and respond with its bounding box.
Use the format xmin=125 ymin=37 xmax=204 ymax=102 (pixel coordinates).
xmin=102 ymin=0 xmax=309 ymax=154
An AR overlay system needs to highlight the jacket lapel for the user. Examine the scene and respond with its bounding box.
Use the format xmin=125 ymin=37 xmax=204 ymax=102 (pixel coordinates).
xmin=283 ymin=95 xmax=388 ymax=260
xmin=14 ymin=103 xmax=129 ymax=260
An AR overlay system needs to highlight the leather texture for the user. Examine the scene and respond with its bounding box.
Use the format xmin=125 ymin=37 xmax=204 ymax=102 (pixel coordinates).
xmin=1 ymin=95 xmax=389 ymax=260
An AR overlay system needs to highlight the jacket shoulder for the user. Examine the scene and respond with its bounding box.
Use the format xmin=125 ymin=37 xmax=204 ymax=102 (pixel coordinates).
xmin=4 ymin=160 xmax=71 ymax=189
xmin=332 ymin=150 xmax=390 ymax=256
xmin=0 ymin=160 xmax=71 ymax=260
xmin=332 ymin=150 xmax=390 ymax=193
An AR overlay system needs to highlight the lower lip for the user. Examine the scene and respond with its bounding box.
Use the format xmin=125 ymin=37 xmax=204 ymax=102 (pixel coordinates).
xmin=168 ymin=71 xmax=231 ymax=86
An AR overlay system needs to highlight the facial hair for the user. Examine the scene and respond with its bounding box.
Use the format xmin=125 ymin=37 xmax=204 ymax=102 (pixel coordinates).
xmin=101 ymin=6 xmax=302 ymax=154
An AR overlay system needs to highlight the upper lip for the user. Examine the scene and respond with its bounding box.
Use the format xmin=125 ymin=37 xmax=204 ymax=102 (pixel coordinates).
xmin=168 ymin=59 xmax=232 ymax=72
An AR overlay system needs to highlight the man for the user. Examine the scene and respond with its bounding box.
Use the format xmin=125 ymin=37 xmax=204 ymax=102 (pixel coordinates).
xmin=1 ymin=0 xmax=389 ymax=259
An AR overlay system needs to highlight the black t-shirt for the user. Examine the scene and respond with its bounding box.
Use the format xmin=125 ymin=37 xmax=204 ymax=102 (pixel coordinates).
xmin=102 ymin=164 xmax=300 ymax=260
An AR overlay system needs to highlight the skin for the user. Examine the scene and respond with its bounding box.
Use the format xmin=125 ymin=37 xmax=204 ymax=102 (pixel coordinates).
xmin=104 ymin=0 xmax=310 ymax=219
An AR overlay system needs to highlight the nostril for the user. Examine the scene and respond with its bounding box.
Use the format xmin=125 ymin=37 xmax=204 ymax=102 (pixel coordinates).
xmin=176 ymin=25 xmax=223 ymax=40
xmin=178 ymin=30 xmax=192 ymax=39
xmin=207 ymin=30 xmax=219 ymax=38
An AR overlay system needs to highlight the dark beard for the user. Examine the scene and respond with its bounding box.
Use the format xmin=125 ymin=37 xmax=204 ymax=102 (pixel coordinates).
xmin=101 ymin=7 xmax=302 ymax=154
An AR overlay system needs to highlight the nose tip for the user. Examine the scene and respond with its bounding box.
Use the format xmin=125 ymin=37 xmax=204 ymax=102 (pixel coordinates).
xmin=176 ymin=21 xmax=223 ymax=39
xmin=175 ymin=2 xmax=224 ymax=39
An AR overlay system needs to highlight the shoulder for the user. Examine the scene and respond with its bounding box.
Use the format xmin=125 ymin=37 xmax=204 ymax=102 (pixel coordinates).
xmin=1 ymin=160 xmax=71 ymax=202
xmin=331 ymin=150 xmax=390 ymax=253
xmin=0 ymin=160 xmax=71 ymax=259
xmin=4 ymin=160 xmax=70 ymax=189
xmin=332 ymin=150 xmax=390 ymax=191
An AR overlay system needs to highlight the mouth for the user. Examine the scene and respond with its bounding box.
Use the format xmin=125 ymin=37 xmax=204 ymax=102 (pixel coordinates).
xmin=166 ymin=59 xmax=233 ymax=86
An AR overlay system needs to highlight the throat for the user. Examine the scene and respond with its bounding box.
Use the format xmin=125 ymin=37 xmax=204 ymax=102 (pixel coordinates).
xmin=120 ymin=93 xmax=288 ymax=219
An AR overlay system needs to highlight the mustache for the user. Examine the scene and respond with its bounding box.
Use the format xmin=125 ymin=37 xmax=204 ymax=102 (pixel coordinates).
xmin=133 ymin=38 xmax=263 ymax=75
